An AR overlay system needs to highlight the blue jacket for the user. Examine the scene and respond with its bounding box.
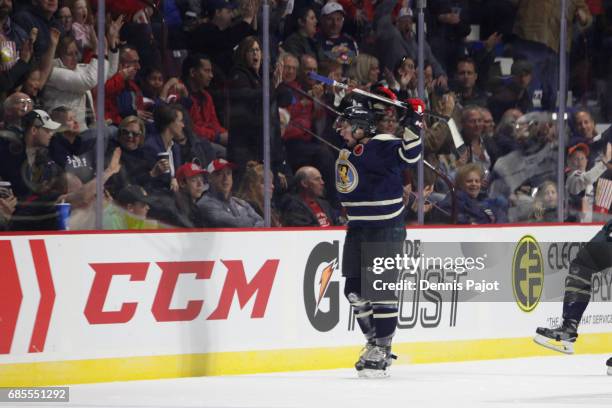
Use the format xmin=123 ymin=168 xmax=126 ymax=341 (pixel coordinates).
xmin=440 ymin=190 xmax=508 ymax=224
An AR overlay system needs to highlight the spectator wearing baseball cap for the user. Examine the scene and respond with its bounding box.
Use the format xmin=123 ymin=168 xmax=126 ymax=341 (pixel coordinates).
xmin=0 ymin=109 xmax=61 ymax=199
xmin=197 ymin=158 xmax=264 ymax=227
xmin=375 ymin=0 xmax=447 ymax=84
xmin=316 ymin=2 xmax=359 ymax=65
xmin=174 ymin=162 xmax=209 ymax=227
xmin=104 ymin=184 xmax=159 ymax=230
xmin=187 ymin=0 xmax=257 ymax=74
xmin=566 ymin=142 xmax=612 ymax=223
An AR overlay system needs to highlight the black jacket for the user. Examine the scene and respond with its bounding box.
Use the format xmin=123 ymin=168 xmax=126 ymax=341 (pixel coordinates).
xmin=187 ymin=21 xmax=255 ymax=74
xmin=227 ymin=64 xmax=292 ymax=173
xmin=48 ymin=134 xmax=96 ymax=183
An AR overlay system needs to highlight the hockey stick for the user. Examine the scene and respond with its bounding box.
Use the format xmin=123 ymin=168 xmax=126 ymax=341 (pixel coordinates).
xmin=288 ymin=122 xmax=453 ymax=218
xmin=288 ymin=85 xmax=458 ymax=222
xmin=285 ymin=83 xmax=342 ymax=117
xmin=287 ymin=122 xmax=343 ymax=153
xmin=307 ymin=72 xmax=449 ymax=121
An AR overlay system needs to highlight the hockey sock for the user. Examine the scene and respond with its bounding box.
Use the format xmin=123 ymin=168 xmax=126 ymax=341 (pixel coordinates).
xmin=372 ymin=302 xmax=398 ymax=344
xmin=347 ymin=292 xmax=376 ymax=341
xmin=345 ymin=278 xmax=375 ymax=340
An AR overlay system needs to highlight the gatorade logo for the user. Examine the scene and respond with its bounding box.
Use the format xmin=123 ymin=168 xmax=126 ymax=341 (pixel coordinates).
xmin=512 ymin=235 xmax=544 ymax=312
xmin=303 ymin=241 xmax=340 ymax=332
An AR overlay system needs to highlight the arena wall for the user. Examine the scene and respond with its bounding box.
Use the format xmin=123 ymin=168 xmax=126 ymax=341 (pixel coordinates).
xmin=1 ymin=224 xmax=611 ymax=386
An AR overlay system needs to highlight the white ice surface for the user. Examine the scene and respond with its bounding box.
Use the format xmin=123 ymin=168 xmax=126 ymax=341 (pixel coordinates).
xmin=3 ymin=354 xmax=611 ymax=408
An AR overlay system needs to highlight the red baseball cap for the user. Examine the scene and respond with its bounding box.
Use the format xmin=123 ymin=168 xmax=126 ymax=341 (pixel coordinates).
xmin=176 ymin=162 xmax=207 ymax=181
xmin=568 ymin=143 xmax=590 ymax=157
xmin=207 ymin=158 xmax=237 ymax=174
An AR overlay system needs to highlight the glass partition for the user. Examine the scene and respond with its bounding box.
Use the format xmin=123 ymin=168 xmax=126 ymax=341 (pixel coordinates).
xmin=0 ymin=0 xmax=608 ymax=231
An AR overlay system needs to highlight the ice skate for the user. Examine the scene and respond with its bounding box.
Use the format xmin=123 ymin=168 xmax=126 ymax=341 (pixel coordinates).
xmin=606 ymin=357 xmax=612 ymax=376
xmin=359 ymin=346 xmax=396 ymax=378
xmin=534 ymin=320 xmax=578 ymax=354
xmin=355 ymin=342 xmax=397 ymax=376
xmin=355 ymin=341 xmax=375 ymax=373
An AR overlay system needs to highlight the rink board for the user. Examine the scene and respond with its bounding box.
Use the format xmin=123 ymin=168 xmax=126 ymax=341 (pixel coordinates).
xmin=0 ymin=224 xmax=611 ymax=386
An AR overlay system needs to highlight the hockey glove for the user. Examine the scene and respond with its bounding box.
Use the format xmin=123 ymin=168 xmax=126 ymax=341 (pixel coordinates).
xmin=400 ymin=98 xmax=425 ymax=142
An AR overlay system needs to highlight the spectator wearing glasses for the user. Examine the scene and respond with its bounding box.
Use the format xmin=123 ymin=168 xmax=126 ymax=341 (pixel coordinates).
xmin=17 ymin=26 xmax=60 ymax=109
xmin=1 ymin=91 xmax=33 ymax=131
xmin=227 ymin=36 xmax=291 ymax=184
xmin=105 ymin=115 xmax=151 ymax=196
xmin=0 ymin=108 xmax=61 ymax=199
xmin=279 ymin=52 xmax=337 ymax=207
xmin=104 ymin=46 xmax=147 ymax=125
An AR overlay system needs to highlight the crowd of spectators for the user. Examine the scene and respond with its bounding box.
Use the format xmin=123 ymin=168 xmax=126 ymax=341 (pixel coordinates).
xmin=0 ymin=0 xmax=611 ymax=231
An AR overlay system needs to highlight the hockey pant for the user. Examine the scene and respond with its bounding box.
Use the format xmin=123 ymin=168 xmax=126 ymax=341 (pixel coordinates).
xmin=342 ymin=225 xmax=406 ymax=346
xmin=563 ymin=220 xmax=612 ymax=325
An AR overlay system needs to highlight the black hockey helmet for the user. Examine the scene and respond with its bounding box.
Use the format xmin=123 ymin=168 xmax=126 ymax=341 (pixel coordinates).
xmin=336 ymin=104 xmax=378 ymax=137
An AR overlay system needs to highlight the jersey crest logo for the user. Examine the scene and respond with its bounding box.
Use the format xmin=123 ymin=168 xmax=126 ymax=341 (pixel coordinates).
xmin=336 ymin=149 xmax=359 ymax=193
xmin=353 ymin=144 xmax=364 ymax=156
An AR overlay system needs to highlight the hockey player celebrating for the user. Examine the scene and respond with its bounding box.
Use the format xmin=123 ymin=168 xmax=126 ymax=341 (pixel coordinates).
xmin=335 ymin=97 xmax=423 ymax=378
xmin=534 ymin=220 xmax=612 ymax=375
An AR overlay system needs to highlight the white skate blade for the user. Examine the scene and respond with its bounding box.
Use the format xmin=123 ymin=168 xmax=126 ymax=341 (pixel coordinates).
xmin=358 ymin=368 xmax=389 ymax=379
xmin=533 ymin=334 xmax=574 ymax=354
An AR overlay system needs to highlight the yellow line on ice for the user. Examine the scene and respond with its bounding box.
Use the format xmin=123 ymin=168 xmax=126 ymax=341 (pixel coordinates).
xmin=2 ymin=332 xmax=611 ymax=386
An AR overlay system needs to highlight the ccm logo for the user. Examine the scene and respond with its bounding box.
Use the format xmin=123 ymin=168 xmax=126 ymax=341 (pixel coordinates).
xmin=84 ymin=260 xmax=279 ymax=324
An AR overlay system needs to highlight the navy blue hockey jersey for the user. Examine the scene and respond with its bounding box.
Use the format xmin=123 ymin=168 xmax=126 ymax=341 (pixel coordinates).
xmin=336 ymin=133 xmax=422 ymax=227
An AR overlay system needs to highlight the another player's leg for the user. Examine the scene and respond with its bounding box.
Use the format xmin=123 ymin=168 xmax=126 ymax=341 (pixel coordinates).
xmin=535 ymin=221 xmax=612 ymax=355
xmin=607 ymin=357 xmax=612 ymax=376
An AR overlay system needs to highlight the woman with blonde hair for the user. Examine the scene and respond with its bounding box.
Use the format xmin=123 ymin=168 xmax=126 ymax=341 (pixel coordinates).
xmin=104 ymin=115 xmax=151 ymax=196
xmin=236 ymin=161 xmax=282 ymax=227
xmin=347 ymin=53 xmax=380 ymax=88
xmin=438 ymin=163 xmax=507 ymax=224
